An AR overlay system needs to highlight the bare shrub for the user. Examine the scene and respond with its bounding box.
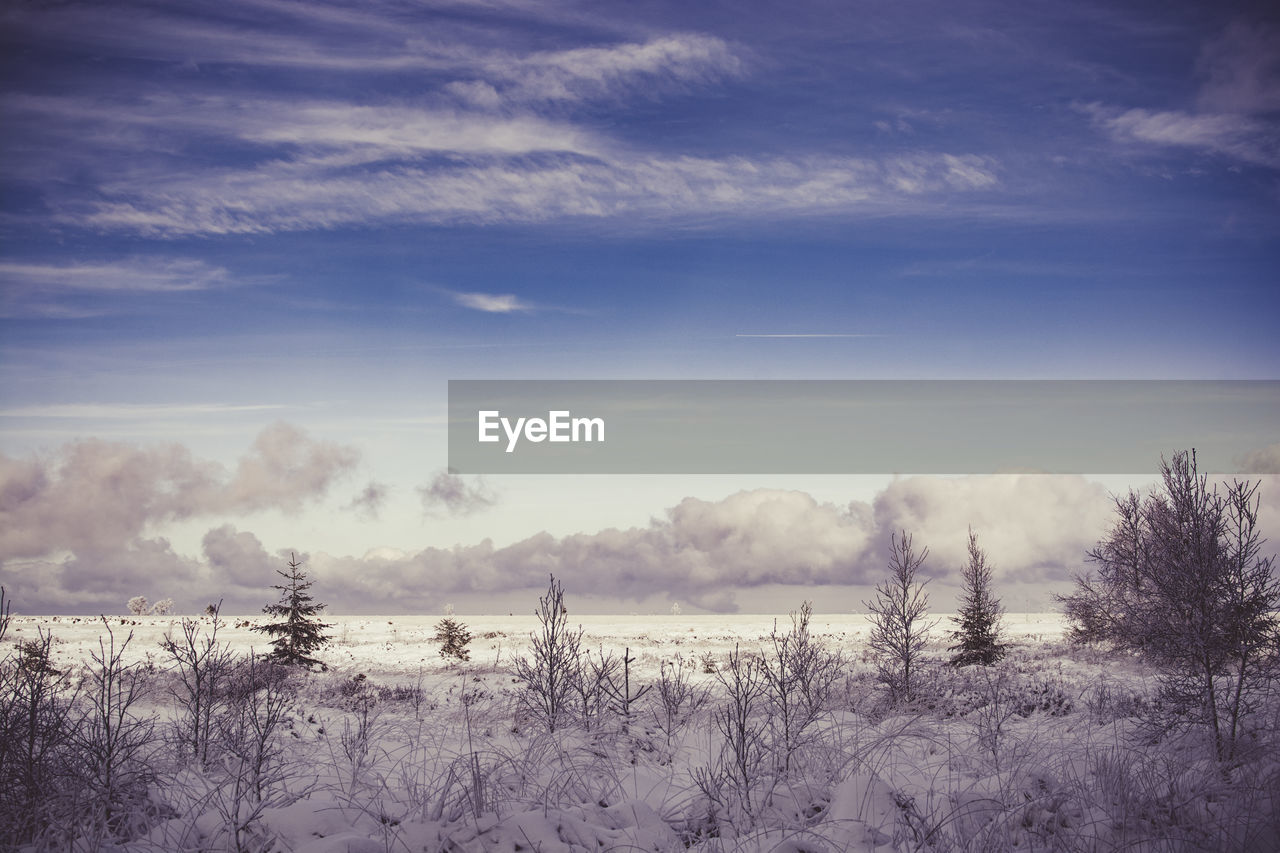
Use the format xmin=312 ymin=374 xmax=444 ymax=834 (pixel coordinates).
xmin=64 ymin=619 xmax=160 ymax=849
xmin=0 ymin=617 xmax=78 ymax=850
xmin=696 ymin=644 xmax=770 ymax=835
xmin=181 ymin=653 xmax=301 ymax=853
xmin=652 ymin=654 xmax=709 ymax=747
xmin=600 ymin=646 xmax=651 ymax=735
xmin=573 ymin=646 xmax=619 ymax=731
xmin=970 ymin=668 xmax=1020 ymax=772
xmin=761 ymin=600 xmax=842 ymax=773
xmin=333 ymin=683 xmax=381 ymax=796
xmin=161 ymin=605 xmax=235 ymax=766
xmin=865 ymin=530 xmax=936 ymax=703
xmin=514 ymin=575 xmax=583 ymax=733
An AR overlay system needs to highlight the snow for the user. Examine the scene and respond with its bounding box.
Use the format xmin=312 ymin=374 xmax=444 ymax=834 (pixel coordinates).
xmin=4 ymin=611 xmax=1274 ymax=852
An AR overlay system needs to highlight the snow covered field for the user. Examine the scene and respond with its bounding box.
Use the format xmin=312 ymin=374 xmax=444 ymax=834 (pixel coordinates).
xmin=17 ymin=611 xmax=1070 ymax=685
xmin=3 ymin=610 xmax=1277 ymax=852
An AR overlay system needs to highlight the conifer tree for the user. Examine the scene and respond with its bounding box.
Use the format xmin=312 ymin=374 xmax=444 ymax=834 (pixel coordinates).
xmin=949 ymin=528 xmax=1006 ymax=666
xmin=433 ymin=617 xmax=472 ymax=662
xmin=254 ymin=552 xmax=332 ymax=669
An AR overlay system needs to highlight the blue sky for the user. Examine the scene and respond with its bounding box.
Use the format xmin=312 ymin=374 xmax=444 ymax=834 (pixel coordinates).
xmin=1 ymin=0 xmax=1277 ymax=614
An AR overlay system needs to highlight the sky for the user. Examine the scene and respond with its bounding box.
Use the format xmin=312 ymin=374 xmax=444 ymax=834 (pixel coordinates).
xmin=1 ymin=0 xmax=1278 ymax=615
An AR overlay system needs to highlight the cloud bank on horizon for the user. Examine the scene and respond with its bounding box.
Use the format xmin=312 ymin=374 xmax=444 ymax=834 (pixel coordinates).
xmin=3 ymin=428 xmax=1277 ymax=614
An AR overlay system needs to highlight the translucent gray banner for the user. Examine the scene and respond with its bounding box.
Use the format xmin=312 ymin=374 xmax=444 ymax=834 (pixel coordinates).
xmin=447 ymin=380 xmax=1280 ymax=474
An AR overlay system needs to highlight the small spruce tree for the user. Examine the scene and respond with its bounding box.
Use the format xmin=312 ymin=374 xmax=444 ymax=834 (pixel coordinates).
xmin=949 ymin=527 xmax=1007 ymax=667
xmin=433 ymin=617 xmax=472 ymax=662
xmin=254 ymin=552 xmax=332 ymax=669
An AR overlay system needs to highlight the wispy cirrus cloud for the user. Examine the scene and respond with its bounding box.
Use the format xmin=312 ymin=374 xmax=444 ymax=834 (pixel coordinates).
xmin=463 ymin=34 xmax=746 ymax=106
xmin=1083 ymin=104 xmax=1280 ymax=169
xmin=6 ymin=0 xmax=742 ymax=97
xmin=64 ymin=151 xmax=999 ymax=237
xmin=1082 ymin=17 xmax=1280 ymax=170
xmin=2 ymin=2 xmax=1001 ymax=238
xmin=3 ymin=94 xmax=604 ymax=160
xmin=453 ymin=291 xmax=535 ymax=313
xmin=0 ymin=257 xmax=242 ymax=318
xmin=0 ymin=258 xmax=233 ymax=293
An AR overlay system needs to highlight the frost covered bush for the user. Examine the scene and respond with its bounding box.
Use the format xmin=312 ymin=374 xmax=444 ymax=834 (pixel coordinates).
xmin=1060 ymin=450 xmax=1280 ymax=761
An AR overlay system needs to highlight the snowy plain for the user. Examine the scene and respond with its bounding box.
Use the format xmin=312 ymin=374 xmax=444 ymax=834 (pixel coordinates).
xmin=4 ymin=610 xmax=1276 ymax=852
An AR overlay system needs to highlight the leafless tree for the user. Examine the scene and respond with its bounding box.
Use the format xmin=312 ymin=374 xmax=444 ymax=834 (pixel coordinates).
xmin=1217 ymin=478 xmax=1279 ymax=757
xmin=1060 ymin=450 xmax=1280 ymax=761
xmin=864 ymin=531 xmax=936 ymax=702
xmin=514 ymin=575 xmax=583 ymax=733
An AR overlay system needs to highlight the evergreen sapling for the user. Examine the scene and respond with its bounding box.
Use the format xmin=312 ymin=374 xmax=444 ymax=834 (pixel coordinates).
xmin=949 ymin=528 xmax=1007 ymax=667
xmin=254 ymin=552 xmax=332 ymax=669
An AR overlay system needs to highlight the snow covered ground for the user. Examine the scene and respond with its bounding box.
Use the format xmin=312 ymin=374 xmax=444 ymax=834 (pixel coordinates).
xmin=16 ymin=611 xmax=1070 ymax=684
xmin=3 ymin=611 xmax=1276 ymax=852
